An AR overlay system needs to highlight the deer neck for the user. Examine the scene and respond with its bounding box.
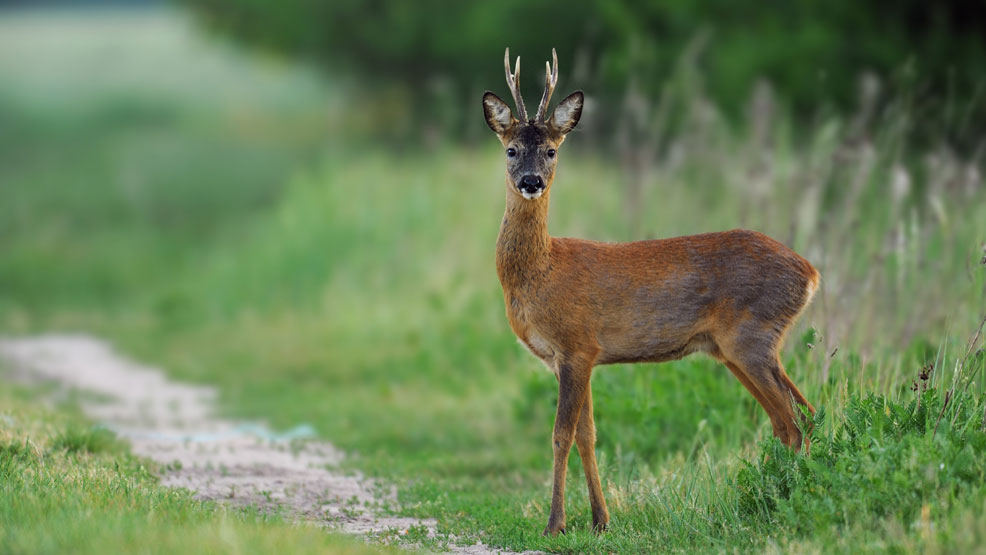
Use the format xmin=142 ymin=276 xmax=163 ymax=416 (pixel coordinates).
xmin=496 ymin=188 xmax=552 ymax=291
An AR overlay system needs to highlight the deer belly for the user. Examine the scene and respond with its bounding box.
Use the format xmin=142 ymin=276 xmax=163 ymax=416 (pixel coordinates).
xmin=597 ymin=313 xmax=711 ymax=364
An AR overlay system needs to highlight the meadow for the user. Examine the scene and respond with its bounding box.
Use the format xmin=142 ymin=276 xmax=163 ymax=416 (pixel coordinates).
xmin=2 ymin=8 xmax=986 ymax=554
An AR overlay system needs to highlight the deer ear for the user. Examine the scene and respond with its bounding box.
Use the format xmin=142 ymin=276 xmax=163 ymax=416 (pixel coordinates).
xmin=548 ymin=91 xmax=583 ymax=135
xmin=483 ymin=92 xmax=515 ymax=135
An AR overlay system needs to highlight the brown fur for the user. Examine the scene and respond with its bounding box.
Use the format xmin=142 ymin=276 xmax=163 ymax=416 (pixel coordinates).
xmin=484 ymin=77 xmax=818 ymax=537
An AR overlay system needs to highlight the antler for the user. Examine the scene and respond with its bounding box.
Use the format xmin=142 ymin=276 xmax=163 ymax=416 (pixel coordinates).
xmin=504 ymin=48 xmax=528 ymax=122
xmin=534 ymin=48 xmax=559 ymax=123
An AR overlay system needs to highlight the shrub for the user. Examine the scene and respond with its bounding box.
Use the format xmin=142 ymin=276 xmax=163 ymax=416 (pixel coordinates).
xmin=736 ymin=389 xmax=986 ymax=535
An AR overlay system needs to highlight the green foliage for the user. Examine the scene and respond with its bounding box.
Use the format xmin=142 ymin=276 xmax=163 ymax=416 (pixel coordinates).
xmin=51 ymin=425 xmax=126 ymax=455
xmin=738 ymin=389 xmax=986 ymax=539
xmin=183 ymin=0 xmax=986 ymax=138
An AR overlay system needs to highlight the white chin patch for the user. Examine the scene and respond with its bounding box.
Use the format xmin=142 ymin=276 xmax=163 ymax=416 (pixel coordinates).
xmin=521 ymin=190 xmax=544 ymax=200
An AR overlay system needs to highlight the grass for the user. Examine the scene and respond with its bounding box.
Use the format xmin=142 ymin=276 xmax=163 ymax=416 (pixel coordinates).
xmin=2 ymin=6 xmax=986 ymax=554
xmin=0 ymin=382 xmax=392 ymax=554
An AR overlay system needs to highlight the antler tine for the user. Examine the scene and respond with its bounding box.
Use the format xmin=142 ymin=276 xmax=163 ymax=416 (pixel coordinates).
xmin=535 ymin=48 xmax=559 ymax=123
xmin=504 ymin=47 xmax=528 ymax=122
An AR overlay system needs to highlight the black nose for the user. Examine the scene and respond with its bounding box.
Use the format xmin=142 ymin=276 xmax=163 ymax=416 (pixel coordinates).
xmin=520 ymin=175 xmax=544 ymax=194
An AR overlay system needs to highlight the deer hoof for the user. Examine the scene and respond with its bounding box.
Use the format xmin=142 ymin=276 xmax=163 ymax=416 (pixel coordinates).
xmin=542 ymin=525 xmax=566 ymax=537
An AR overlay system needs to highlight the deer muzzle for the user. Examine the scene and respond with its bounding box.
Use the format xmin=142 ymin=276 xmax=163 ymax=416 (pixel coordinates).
xmin=519 ymin=174 xmax=545 ymax=199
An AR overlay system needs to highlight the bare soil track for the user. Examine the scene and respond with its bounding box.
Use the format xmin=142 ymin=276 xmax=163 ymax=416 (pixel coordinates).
xmin=0 ymin=334 xmax=536 ymax=555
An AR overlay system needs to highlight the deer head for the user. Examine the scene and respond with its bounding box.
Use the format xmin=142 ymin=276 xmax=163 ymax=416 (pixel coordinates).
xmin=483 ymin=48 xmax=584 ymax=200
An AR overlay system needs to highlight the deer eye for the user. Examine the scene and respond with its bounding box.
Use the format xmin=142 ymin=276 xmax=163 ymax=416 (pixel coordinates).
xmin=506 ymin=147 xmax=517 ymax=158
xmin=546 ymin=149 xmax=556 ymax=158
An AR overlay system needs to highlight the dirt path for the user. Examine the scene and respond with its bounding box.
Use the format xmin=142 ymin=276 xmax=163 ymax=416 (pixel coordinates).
xmin=0 ymin=334 xmax=535 ymax=555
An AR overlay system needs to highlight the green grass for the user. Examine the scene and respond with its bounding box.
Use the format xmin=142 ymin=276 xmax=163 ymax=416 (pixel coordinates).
xmin=0 ymin=384 xmax=392 ymax=554
xmin=3 ymin=7 xmax=986 ymax=554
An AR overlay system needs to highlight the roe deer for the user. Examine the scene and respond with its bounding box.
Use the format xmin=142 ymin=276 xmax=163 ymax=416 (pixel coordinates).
xmin=482 ymin=48 xmax=818 ymax=536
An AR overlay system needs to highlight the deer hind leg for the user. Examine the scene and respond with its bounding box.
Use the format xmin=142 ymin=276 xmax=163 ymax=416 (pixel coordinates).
xmin=777 ymin=362 xmax=815 ymax=450
xmin=721 ymin=337 xmax=813 ymax=449
xmin=574 ymin=387 xmax=609 ymax=533
xmin=723 ymin=360 xmax=801 ymax=447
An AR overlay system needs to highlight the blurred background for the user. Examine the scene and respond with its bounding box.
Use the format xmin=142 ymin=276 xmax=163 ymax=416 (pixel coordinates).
xmin=1 ymin=0 xmax=985 ymax=540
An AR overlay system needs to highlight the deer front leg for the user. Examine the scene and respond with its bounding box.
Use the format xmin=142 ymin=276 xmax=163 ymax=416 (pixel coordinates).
xmin=544 ymin=356 xmax=592 ymax=536
xmin=575 ymin=387 xmax=609 ymax=532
